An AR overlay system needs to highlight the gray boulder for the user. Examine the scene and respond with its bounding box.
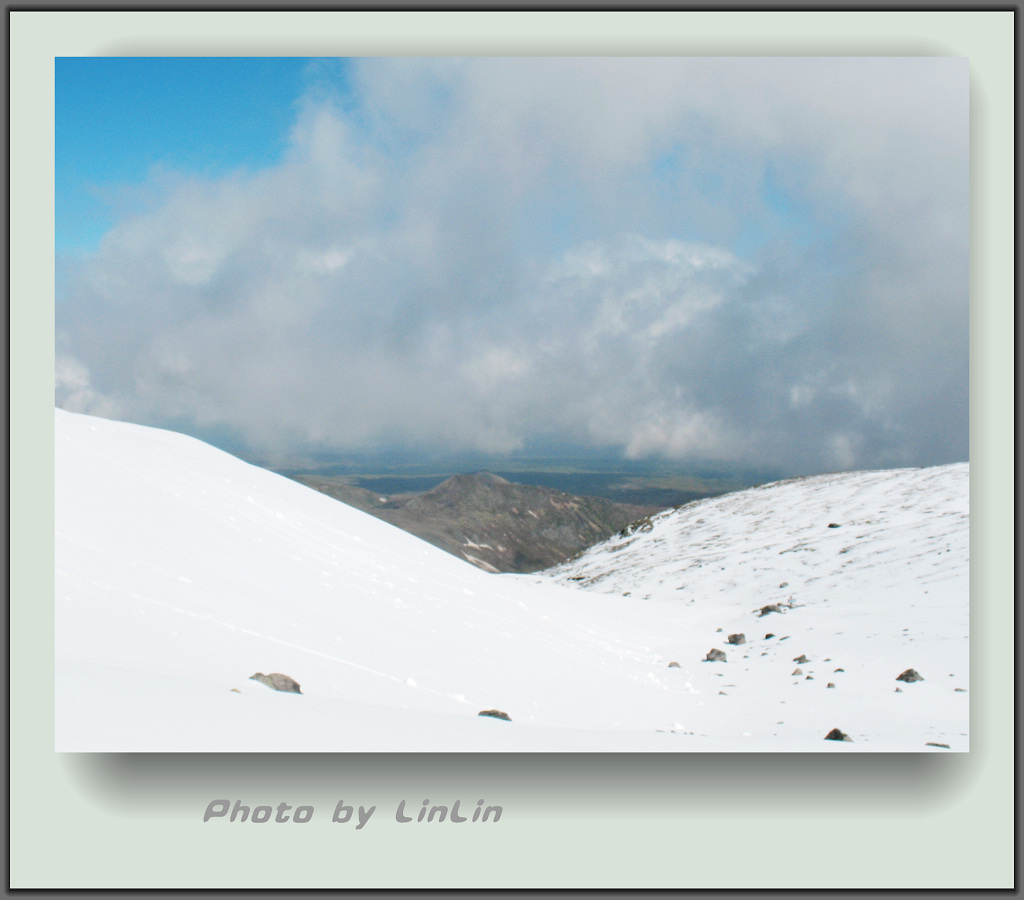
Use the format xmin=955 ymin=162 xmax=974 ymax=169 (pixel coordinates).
xmin=705 ymin=648 xmax=727 ymax=663
xmin=250 ymin=672 xmax=302 ymax=694
xmin=896 ymin=668 xmax=924 ymax=683
xmin=824 ymin=728 xmax=852 ymax=742
xmin=478 ymin=709 xmax=511 ymax=721
xmin=726 ymin=633 xmax=746 ymax=645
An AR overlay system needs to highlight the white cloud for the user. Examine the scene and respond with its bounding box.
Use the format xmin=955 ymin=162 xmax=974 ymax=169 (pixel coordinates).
xmin=461 ymin=347 xmax=533 ymax=392
xmin=294 ymin=246 xmax=353 ymax=276
xmin=162 ymin=238 xmax=224 ymax=286
xmin=621 ymin=409 xmax=727 ymax=461
xmin=55 ymin=355 xmax=121 ymax=418
xmin=56 ymin=57 xmax=968 ymax=475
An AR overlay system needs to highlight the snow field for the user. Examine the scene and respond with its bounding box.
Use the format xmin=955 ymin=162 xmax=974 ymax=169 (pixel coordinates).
xmin=55 ymin=409 xmax=968 ymax=751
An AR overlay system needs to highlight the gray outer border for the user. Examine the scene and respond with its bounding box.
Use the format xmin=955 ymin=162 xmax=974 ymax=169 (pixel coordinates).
xmin=9 ymin=9 xmax=1014 ymax=890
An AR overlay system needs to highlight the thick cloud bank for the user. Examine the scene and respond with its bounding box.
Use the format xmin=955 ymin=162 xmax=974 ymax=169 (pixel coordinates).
xmin=56 ymin=57 xmax=968 ymax=475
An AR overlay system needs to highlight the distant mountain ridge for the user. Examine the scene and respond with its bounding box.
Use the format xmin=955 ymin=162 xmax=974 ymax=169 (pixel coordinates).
xmin=292 ymin=471 xmax=657 ymax=573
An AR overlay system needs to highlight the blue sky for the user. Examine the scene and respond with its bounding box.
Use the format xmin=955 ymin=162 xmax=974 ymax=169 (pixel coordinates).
xmin=55 ymin=57 xmax=969 ymax=476
xmin=56 ymin=57 xmax=314 ymax=253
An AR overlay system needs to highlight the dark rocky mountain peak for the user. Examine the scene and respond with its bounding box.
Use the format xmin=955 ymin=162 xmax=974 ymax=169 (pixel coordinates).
xmin=292 ymin=470 xmax=658 ymax=574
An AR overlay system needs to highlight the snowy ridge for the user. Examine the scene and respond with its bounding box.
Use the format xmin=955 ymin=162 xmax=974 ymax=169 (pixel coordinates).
xmin=55 ymin=409 xmax=968 ymax=751
xmin=546 ymin=464 xmax=969 ymax=749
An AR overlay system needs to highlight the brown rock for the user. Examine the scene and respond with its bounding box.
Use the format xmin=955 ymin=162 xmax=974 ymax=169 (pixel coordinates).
xmin=896 ymin=668 xmax=924 ymax=683
xmin=249 ymin=672 xmax=302 ymax=694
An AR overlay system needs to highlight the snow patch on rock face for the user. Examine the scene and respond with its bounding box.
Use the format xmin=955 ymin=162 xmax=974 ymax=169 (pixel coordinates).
xmin=55 ymin=409 xmax=968 ymax=752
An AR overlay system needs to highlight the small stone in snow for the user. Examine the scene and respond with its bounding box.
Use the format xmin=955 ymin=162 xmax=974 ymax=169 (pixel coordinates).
xmin=827 ymin=683 xmax=836 ymax=688
xmin=668 ymin=661 xmax=680 ymax=668
xmin=250 ymin=672 xmax=302 ymax=694
xmin=705 ymin=648 xmax=727 ymax=662
xmin=478 ymin=709 xmax=511 ymax=721
xmin=793 ymin=654 xmax=809 ymax=664
xmin=825 ymin=728 xmax=852 ymax=742
xmin=896 ymin=668 xmax=924 ymax=683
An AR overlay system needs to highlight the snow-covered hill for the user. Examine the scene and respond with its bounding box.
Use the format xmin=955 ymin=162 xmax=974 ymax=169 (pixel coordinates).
xmin=55 ymin=409 xmax=969 ymax=751
xmin=545 ymin=464 xmax=970 ymax=750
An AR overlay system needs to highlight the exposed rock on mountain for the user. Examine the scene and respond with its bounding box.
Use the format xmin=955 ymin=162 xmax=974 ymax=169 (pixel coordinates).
xmin=294 ymin=471 xmax=654 ymax=573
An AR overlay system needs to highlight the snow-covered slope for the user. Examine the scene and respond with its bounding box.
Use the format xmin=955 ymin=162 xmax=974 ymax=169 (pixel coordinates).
xmin=545 ymin=464 xmax=970 ymax=751
xmin=55 ymin=409 xmax=969 ymax=751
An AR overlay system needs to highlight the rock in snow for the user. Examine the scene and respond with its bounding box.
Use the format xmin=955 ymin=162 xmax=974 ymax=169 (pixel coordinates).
xmin=250 ymin=672 xmax=302 ymax=694
xmin=896 ymin=668 xmax=925 ymax=683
